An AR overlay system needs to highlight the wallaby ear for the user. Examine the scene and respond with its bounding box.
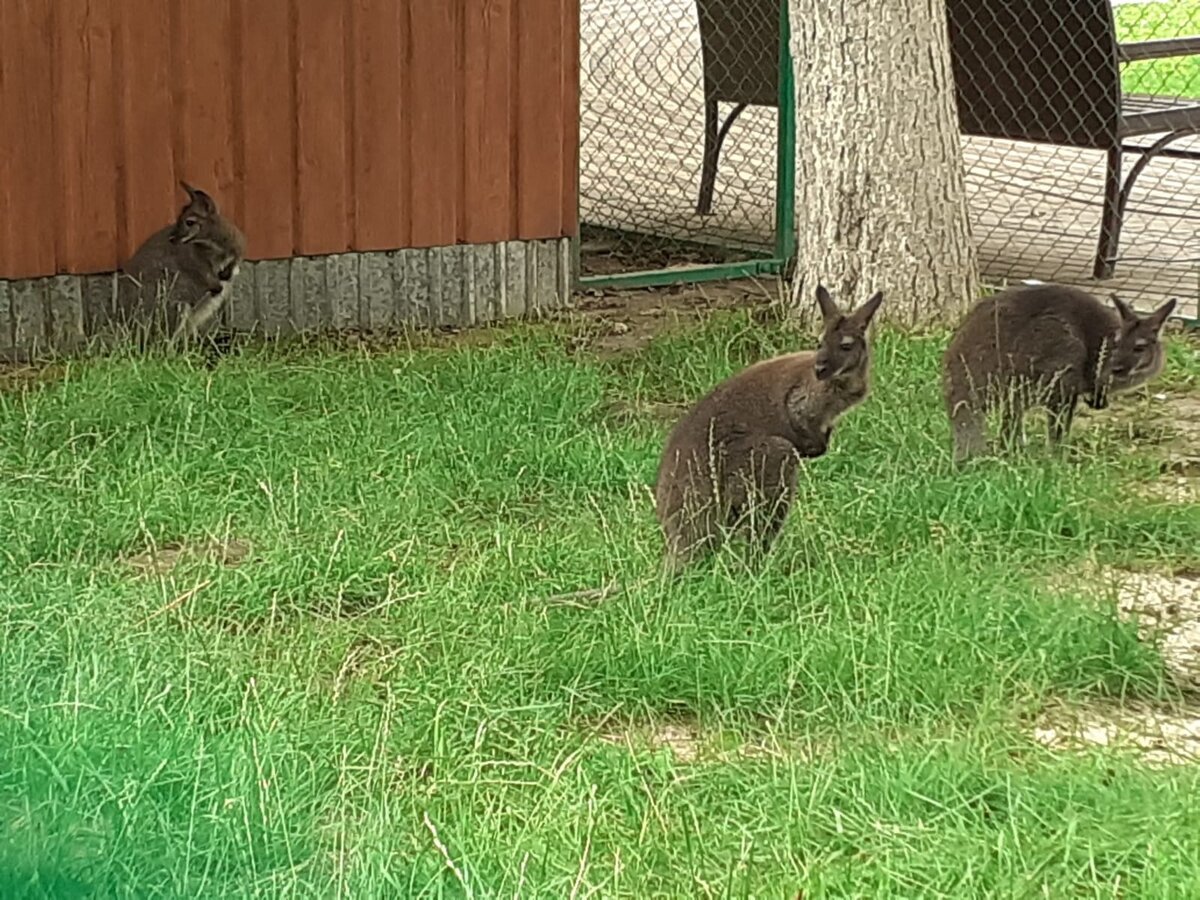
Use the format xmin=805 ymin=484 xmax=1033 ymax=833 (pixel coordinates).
xmin=815 ymin=284 xmax=841 ymax=327
xmin=180 ymin=181 xmax=217 ymax=216
xmin=850 ymin=291 xmax=884 ymax=329
xmin=1110 ymin=294 xmax=1136 ymax=324
xmin=1145 ymin=298 xmax=1177 ymax=335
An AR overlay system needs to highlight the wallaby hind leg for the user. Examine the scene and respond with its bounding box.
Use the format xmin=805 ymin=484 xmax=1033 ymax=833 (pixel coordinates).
xmin=997 ymin=396 xmax=1026 ymax=454
xmin=948 ymin=400 xmax=988 ymax=463
xmin=728 ymin=437 xmax=799 ymax=559
xmin=1046 ymin=395 xmax=1078 ymax=449
xmin=659 ymin=483 xmax=723 ymax=576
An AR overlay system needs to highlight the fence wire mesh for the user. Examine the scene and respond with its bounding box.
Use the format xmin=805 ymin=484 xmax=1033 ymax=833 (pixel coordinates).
xmin=580 ymin=0 xmax=1200 ymax=316
xmin=952 ymin=0 xmax=1200 ymax=317
xmin=579 ymin=0 xmax=790 ymax=281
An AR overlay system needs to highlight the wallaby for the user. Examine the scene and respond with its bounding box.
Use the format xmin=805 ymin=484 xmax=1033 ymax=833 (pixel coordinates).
xmin=654 ymin=284 xmax=885 ymax=574
xmin=943 ymin=282 xmax=1176 ymax=461
xmin=108 ymin=182 xmax=246 ymax=350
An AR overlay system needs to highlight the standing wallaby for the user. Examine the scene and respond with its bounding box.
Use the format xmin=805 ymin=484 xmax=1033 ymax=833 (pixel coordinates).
xmin=654 ymin=285 xmax=885 ymax=573
xmin=943 ymin=283 xmax=1176 ymax=461
xmin=109 ymin=182 xmax=246 ymax=349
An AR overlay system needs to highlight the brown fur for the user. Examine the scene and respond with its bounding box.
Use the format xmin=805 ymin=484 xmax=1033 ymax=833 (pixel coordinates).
xmin=943 ymin=282 xmax=1176 ymax=461
xmin=106 ymin=182 xmax=247 ymax=349
xmin=654 ymin=285 xmax=884 ymax=573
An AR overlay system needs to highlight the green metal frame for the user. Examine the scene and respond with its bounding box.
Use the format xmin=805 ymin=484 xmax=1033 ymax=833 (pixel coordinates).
xmin=575 ymin=6 xmax=796 ymax=291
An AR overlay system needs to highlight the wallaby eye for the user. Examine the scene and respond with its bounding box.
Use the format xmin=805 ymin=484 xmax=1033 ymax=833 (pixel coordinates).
xmin=1134 ymin=339 xmax=1149 ymax=351
xmin=184 ymin=216 xmax=198 ymax=229
xmin=839 ymin=337 xmax=854 ymax=350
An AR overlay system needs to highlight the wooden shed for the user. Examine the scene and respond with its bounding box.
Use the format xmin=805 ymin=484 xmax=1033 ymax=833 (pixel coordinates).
xmin=0 ymin=0 xmax=579 ymax=359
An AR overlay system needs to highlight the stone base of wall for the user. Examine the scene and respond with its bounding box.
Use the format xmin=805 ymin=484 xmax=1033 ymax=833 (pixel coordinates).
xmin=0 ymin=238 xmax=574 ymax=363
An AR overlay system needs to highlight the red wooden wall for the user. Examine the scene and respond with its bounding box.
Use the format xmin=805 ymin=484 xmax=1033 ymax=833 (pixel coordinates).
xmin=0 ymin=0 xmax=580 ymax=280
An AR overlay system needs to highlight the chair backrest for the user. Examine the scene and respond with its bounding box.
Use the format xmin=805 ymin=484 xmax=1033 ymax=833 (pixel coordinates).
xmin=695 ymin=0 xmax=781 ymax=107
xmin=692 ymin=0 xmax=1122 ymax=148
xmin=946 ymin=0 xmax=1122 ymax=149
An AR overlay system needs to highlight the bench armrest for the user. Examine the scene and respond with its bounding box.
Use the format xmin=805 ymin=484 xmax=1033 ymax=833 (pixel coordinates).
xmin=1119 ymin=36 xmax=1200 ymax=63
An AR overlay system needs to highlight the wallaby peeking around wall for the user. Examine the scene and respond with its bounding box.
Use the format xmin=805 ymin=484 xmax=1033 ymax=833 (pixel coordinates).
xmin=942 ymin=282 xmax=1176 ymax=462
xmin=654 ymin=284 xmax=884 ymax=573
xmin=106 ymin=182 xmax=246 ymax=350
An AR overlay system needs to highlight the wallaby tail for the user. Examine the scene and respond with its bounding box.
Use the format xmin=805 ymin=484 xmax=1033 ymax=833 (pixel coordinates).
xmin=943 ymin=358 xmax=987 ymax=463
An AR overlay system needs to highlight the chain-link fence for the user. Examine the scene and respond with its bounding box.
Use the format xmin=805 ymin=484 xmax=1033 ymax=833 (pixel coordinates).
xmin=580 ymin=0 xmax=1200 ymax=316
xmin=952 ymin=0 xmax=1200 ymax=317
xmin=579 ymin=0 xmax=794 ymax=287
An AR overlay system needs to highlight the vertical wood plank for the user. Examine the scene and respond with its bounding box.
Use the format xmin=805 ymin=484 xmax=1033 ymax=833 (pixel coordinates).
xmin=515 ymin=0 xmax=566 ymax=240
xmin=327 ymin=254 xmax=360 ymax=329
xmin=47 ymin=275 xmax=84 ymax=353
xmin=0 ymin=282 xmax=14 ymax=358
xmin=226 ymin=269 xmax=258 ymax=332
xmin=11 ymin=280 xmax=48 ymax=359
xmin=0 ymin=0 xmax=59 ymax=279
xmin=240 ymin=0 xmax=295 ymax=260
xmin=404 ymin=249 xmax=432 ymax=327
xmin=351 ymin=0 xmax=407 ymax=251
xmin=471 ymin=244 xmax=498 ymax=323
xmin=441 ymin=245 xmax=467 ymax=326
xmin=173 ymin=1 xmax=239 ymax=222
xmin=56 ymin=0 xmax=120 ymax=274
xmin=255 ymin=260 xmax=293 ymax=336
xmin=504 ymin=242 xmax=527 ymax=318
xmin=289 ymin=257 xmax=327 ymax=330
xmin=462 ymin=0 xmax=512 ymax=245
xmin=560 ymin=0 xmax=580 ymax=237
xmin=408 ymin=3 xmax=461 ymax=248
xmin=81 ymin=273 xmax=117 ymax=339
xmin=113 ymin=0 xmax=177 ymax=261
xmin=360 ymin=253 xmax=395 ymax=330
xmin=295 ymin=1 xmax=349 ymax=255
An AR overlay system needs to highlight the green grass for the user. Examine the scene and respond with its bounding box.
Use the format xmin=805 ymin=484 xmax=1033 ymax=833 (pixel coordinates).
xmin=1117 ymin=0 xmax=1200 ymax=97
xmin=2 ymin=312 xmax=1200 ymax=897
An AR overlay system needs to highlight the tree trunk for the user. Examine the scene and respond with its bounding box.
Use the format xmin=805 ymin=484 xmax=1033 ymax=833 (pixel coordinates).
xmin=787 ymin=0 xmax=979 ymax=328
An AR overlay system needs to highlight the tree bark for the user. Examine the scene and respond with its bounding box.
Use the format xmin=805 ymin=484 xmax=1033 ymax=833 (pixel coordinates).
xmin=787 ymin=0 xmax=979 ymax=328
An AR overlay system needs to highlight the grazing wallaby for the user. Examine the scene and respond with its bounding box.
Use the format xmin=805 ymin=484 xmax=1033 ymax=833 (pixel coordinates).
xmin=654 ymin=284 xmax=885 ymax=573
xmin=110 ymin=182 xmax=246 ymax=349
xmin=943 ymin=282 xmax=1176 ymax=461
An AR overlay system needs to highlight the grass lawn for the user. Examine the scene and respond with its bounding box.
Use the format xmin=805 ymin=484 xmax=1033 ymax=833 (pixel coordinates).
xmin=3 ymin=292 xmax=1200 ymax=897
xmin=1118 ymin=0 xmax=1200 ymax=97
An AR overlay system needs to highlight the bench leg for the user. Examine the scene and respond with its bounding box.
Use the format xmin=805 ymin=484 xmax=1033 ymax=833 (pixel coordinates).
xmin=1095 ymin=130 xmax=1200 ymax=280
xmin=697 ymin=101 xmax=749 ymax=216
xmin=1093 ymin=145 xmax=1123 ymax=280
xmin=698 ymin=99 xmax=720 ymax=216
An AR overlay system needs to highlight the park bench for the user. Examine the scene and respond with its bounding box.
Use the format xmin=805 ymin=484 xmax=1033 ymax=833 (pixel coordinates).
xmin=694 ymin=0 xmax=1200 ymax=279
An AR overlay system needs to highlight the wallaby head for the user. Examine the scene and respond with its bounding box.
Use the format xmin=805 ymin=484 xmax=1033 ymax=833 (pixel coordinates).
xmin=812 ymin=284 xmax=884 ymax=382
xmin=168 ymin=181 xmax=246 ymax=279
xmin=1095 ymin=295 xmax=1176 ymax=406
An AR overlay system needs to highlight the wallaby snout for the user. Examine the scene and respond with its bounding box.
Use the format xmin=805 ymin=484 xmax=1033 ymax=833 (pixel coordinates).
xmin=813 ymin=353 xmax=832 ymax=381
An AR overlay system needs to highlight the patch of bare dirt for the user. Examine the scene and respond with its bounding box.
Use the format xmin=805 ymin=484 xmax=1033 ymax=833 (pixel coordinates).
xmin=570 ymin=277 xmax=780 ymax=355
xmin=122 ymin=537 xmax=252 ymax=577
xmin=1112 ymin=568 xmax=1200 ymax=692
xmin=1033 ymin=700 xmax=1200 ymax=767
xmin=1049 ymin=563 xmax=1200 ymax=692
xmin=601 ymin=397 xmax=688 ymax=426
xmin=1092 ymin=390 xmax=1200 ymax=497
xmin=1034 ymin=564 xmax=1200 ymax=765
xmin=591 ymin=718 xmax=810 ymax=764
